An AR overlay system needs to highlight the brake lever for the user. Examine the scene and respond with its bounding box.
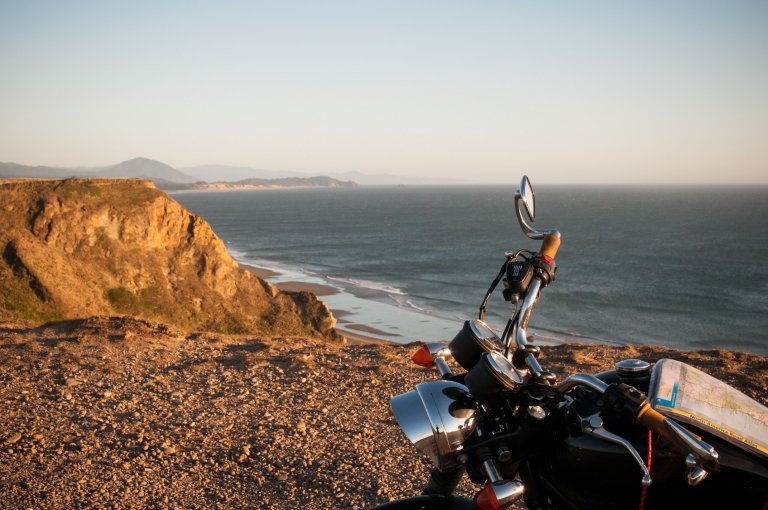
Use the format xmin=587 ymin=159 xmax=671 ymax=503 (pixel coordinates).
xmin=582 ymin=415 xmax=652 ymax=487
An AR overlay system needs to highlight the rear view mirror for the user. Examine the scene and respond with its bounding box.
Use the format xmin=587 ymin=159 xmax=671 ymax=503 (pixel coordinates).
xmin=518 ymin=176 xmax=535 ymax=221
xmin=515 ymin=175 xmax=555 ymax=240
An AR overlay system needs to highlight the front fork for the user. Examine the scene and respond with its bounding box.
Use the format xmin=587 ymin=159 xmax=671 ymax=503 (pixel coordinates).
xmin=423 ymin=466 xmax=465 ymax=496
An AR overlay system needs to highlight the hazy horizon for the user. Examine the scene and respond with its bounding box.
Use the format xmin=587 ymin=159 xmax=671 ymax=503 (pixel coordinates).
xmin=1 ymin=1 xmax=766 ymax=184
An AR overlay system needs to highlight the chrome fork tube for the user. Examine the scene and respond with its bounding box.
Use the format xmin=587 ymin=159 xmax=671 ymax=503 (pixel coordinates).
xmin=515 ymin=279 xmax=541 ymax=350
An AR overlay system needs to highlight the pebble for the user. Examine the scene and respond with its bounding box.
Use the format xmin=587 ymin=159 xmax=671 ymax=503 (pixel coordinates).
xmin=5 ymin=433 xmax=21 ymax=444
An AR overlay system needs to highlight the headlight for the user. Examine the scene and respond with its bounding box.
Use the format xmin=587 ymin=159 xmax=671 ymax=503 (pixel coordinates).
xmin=390 ymin=380 xmax=477 ymax=470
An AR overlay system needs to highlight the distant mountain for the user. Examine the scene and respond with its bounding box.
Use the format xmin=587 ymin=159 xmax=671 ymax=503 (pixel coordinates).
xmin=158 ymin=175 xmax=358 ymax=192
xmin=98 ymin=158 xmax=197 ymax=183
xmin=181 ymin=164 xmax=444 ymax=185
xmin=0 ymin=162 xmax=90 ymax=179
xmin=180 ymin=165 xmax=306 ymax=182
xmin=1 ymin=157 xmax=447 ymax=186
xmin=1 ymin=158 xmax=197 ymax=184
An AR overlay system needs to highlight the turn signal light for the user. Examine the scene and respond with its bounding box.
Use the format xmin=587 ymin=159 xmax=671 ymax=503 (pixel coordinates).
xmin=476 ymin=482 xmax=499 ymax=510
xmin=411 ymin=344 xmax=433 ymax=368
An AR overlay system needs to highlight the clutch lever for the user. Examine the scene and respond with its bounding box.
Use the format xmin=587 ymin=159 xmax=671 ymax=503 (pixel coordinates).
xmin=582 ymin=414 xmax=652 ymax=487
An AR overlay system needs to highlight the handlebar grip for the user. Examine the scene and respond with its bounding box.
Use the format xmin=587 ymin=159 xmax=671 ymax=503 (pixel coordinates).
xmin=635 ymin=402 xmax=720 ymax=472
xmin=636 ymin=402 xmax=670 ymax=440
xmin=540 ymin=233 xmax=561 ymax=260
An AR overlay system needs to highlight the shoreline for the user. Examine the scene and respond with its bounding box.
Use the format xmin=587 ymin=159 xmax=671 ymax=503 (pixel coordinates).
xmin=242 ymin=264 xmax=340 ymax=297
xmin=167 ymin=185 xmax=355 ymax=194
xmin=241 ymin=262 xmax=400 ymax=345
xmin=238 ymin=260 xmax=768 ymax=355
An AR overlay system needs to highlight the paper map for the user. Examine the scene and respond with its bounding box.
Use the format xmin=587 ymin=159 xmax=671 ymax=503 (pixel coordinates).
xmin=651 ymin=358 xmax=768 ymax=459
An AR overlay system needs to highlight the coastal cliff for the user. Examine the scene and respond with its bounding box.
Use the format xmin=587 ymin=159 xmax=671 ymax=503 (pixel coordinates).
xmin=0 ymin=178 xmax=340 ymax=340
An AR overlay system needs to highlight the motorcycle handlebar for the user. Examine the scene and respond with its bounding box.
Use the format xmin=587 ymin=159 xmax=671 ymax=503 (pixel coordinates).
xmin=636 ymin=402 xmax=720 ymax=472
xmin=558 ymin=374 xmax=720 ymax=473
xmin=540 ymin=232 xmax=561 ymax=260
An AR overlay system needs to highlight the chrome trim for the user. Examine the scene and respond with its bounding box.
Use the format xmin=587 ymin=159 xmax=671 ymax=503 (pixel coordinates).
xmin=527 ymin=406 xmax=547 ymax=420
xmin=425 ymin=342 xmax=453 ymax=378
xmin=512 ymin=278 xmax=541 ymax=351
xmin=514 ymin=176 xmax=560 ymax=241
xmin=518 ymin=175 xmax=535 ymax=221
xmin=525 ymin=353 xmax=544 ymax=378
xmin=614 ymin=359 xmax=651 ymax=375
xmin=468 ymin=319 xmax=503 ymax=353
xmin=557 ymin=373 xmax=610 ymax=395
xmin=485 ymin=351 xmax=523 ymax=389
xmin=425 ymin=341 xmax=451 ymax=359
xmin=390 ymin=390 xmax=434 ymax=459
xmin=482 ymin=459 xmax=502 ymax=483
xmin=584 ymin=415 xmax=652 ymax=487
xmin=685 ymin=454 xmax=710 ymax=486
xmin=434 ymin=357 xmax=452 ymax=378
xmin=390 ymin=381 xmax=478 ymax=470
xmin=666 ymin=419 xmax=719 ymax=471
xmin=486 ymin=480 xmax=525 ymax=508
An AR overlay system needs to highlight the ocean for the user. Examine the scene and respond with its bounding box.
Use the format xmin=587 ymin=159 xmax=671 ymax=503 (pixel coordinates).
xmin=173 ymin=185 xmax=768 ymax=355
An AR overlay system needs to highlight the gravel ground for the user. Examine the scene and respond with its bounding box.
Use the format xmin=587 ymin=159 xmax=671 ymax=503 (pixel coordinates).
xmin=0 ymin=317 xmax=765 ymax=509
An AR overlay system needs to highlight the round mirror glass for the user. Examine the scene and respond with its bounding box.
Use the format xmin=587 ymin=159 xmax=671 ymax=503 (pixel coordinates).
xmin=519 ymin=175 xmax=535 ymax=221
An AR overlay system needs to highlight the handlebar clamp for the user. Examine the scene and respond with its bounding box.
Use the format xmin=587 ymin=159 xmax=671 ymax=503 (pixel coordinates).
xmin=530 ymin=254 xmax=557 ymax=287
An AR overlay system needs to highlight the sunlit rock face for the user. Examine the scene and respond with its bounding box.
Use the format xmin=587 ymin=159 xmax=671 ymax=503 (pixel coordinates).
xmin=0 ymin=178 xmax=340 ymax=341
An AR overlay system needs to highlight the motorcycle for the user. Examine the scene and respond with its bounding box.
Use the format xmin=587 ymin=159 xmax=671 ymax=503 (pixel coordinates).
xmin=370 ymin=176 xmax=768 ymax=510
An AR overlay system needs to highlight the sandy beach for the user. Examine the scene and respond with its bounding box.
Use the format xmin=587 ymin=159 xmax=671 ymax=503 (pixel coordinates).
xmin=241 ymin=263 xmax=403 ymax=345
xmin=242 ymin=264 xmax=340 ymax=297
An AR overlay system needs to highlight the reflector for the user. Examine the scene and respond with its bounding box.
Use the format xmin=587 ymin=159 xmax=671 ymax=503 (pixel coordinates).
xmin=476 ymin=482 xmax=499 ymax=510
xmin=411 ymin=345 xmax=433 ymax=368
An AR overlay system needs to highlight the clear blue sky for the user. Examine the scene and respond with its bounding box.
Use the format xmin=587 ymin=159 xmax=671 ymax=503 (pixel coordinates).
xmin=1 ymin=1 xmax=766 ymax=183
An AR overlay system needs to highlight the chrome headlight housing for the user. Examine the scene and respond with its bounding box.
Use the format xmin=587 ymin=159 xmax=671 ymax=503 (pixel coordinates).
xmin=390 ymin=380 xmax=477 ymax=470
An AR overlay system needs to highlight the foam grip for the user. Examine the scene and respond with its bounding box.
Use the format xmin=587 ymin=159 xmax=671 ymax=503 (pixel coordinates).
xmin=540 ymin=233 xmax=561 ymax=260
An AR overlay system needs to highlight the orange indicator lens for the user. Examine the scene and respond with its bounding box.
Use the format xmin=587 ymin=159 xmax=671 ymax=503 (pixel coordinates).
xmin=476 ymin=482 xmax=500 ymax=510
xmin=411 ymin=345 xmax=433 ymax=368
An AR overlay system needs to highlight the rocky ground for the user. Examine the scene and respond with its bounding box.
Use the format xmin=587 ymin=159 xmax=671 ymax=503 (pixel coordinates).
xmin=0 ymin=317 xmax=766 ymax=509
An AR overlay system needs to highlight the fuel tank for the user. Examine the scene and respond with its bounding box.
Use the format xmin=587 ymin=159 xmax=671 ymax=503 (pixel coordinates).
xmin=526 ymin=369 xmax=768 ymax=510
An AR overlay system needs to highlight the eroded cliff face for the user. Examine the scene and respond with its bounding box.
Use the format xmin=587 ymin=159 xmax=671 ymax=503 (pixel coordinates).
xmin=0 ymin=178 xmax=340 ymax=341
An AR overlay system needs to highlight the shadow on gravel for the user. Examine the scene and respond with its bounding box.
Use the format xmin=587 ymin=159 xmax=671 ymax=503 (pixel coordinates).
xmin=211 ymin=341 xmax=273 ymax=371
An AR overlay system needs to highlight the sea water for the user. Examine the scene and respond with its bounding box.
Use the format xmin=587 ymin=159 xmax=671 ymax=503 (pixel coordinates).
xmin=174 ymin=186 xmax=768 ymax=355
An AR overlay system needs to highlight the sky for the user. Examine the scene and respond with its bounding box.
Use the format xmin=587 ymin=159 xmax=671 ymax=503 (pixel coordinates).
xmin=0 ymin=1 xmax=766 ymax=184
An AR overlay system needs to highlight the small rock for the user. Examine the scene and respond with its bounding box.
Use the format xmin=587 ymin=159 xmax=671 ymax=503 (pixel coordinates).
xmin=102 ymin=391 xmax=113 ymax=399
xmin=164 ymin=446 xmax=177 ymax=455
xmin=5 ymin=433 xmax=22 ymax=444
